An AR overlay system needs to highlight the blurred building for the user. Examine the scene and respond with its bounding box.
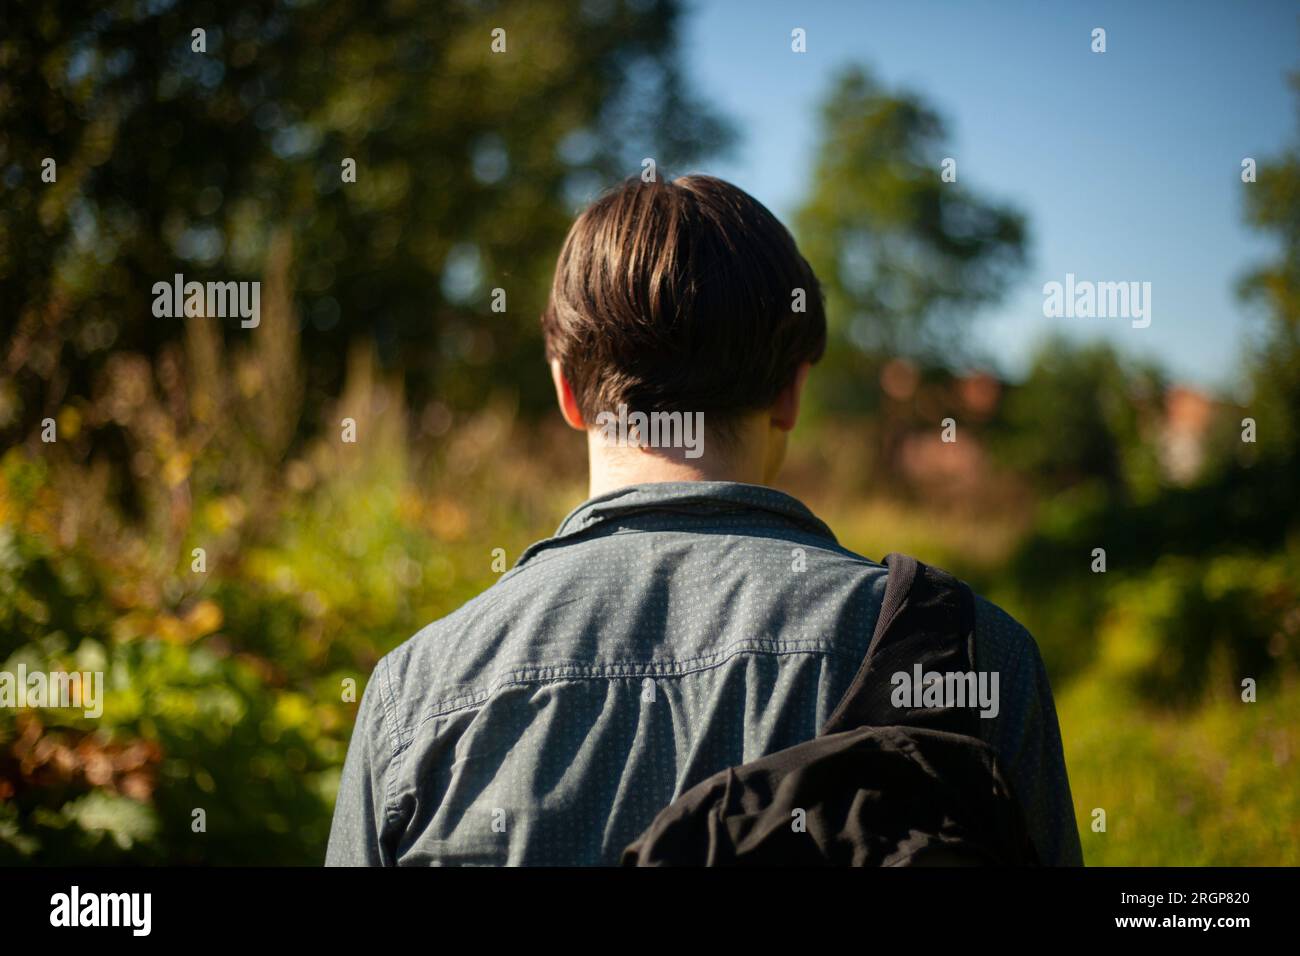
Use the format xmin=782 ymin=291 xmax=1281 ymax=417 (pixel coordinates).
xmin=1159 ymin=385 xmax=1215 ymax=484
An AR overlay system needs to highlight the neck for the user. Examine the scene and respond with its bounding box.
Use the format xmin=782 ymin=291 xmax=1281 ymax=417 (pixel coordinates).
xmin=585 ymin=415 xmax=776 ymax=499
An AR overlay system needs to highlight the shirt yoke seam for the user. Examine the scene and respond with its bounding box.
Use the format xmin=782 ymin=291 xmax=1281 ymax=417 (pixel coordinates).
xmin=398 ymin=641 xmax=864 ymax=741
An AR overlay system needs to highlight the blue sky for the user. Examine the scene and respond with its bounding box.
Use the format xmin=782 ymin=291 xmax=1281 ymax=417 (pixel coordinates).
xmin=680 ymin=0 xmax=1299 ymax=393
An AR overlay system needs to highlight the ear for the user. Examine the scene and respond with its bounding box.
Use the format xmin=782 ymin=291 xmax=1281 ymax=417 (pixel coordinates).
xmin=769 ymin=361 xmax=812 ymax=432
xmin=550 ymin=359 xmax=586 ymax=430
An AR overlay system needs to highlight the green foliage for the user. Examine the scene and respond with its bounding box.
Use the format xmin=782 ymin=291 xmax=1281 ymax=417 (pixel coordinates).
xmin=0 ymin=449 xmax=577 ymax=863
xmin=1238 ymin=76 xmax=1300 ymax=465
xmin=0 ymin=0 xmax=733 ymax=448
xmin=0 ymin=346 xmax=581 ymax=862
xmin=1094 ymin=549 xmax=1300 ymax=705
xmin=990 ymin=338 xmax=1165 ymax=499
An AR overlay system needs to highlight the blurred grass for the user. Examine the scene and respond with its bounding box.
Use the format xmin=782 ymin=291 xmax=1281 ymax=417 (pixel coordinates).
xmin=1062 ymin=672 xmax=1300 ymax=865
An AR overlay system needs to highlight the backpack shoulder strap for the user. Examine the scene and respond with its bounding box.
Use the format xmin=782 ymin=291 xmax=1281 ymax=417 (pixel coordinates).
xmin=820 ymin=553 xmax=979 ymax=738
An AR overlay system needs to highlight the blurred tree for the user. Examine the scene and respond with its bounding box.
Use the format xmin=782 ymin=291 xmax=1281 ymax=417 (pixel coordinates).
xmin=795 ymin=66 xmax=1027 ymax=418
xmin=1238 ymin=71 xmax=1300 ymax=469
xmin=991 ymin=337 xmax=1165 ymax=500
xmin=0 ymin=0 xmax=732 ymax=452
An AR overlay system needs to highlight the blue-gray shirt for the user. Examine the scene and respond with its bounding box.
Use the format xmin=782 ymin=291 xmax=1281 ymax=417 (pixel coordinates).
xmin=326 ymin=481 xmax=1082 ymax=866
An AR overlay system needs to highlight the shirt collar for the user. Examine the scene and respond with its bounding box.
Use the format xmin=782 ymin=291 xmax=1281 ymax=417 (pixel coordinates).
xmin=524 ymin=481 xmax=837 ymax=559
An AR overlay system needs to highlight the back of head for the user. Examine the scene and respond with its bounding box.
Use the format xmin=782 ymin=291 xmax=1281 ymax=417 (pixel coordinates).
xmin=541 ymin=175 xmax=827 ymax=439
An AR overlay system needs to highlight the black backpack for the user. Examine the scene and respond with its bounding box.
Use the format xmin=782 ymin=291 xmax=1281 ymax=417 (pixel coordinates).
xmin=621 ymin=553 xmax=1039 ymax=866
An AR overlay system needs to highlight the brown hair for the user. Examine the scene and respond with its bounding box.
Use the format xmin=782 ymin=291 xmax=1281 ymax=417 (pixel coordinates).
xmin=541 ymin=175 xmax=826 ymax=433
